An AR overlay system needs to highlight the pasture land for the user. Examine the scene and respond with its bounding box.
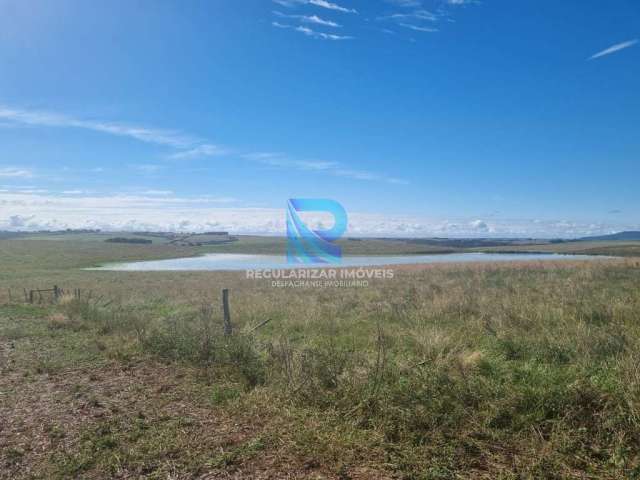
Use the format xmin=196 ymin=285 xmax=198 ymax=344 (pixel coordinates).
xmin=1 ymin=235 xmax=639 ymax=479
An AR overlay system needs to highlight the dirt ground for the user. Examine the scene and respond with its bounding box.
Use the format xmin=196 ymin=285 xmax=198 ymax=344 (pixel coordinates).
xmin=0 ymin=336 xmax=390 ymax=479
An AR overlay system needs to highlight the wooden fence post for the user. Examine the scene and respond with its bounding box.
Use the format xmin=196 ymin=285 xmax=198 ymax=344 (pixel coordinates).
xmin=53 ymin=285 xmax=59 ymax=302
xmin=222 ymin=288 xmax=232 ymax=336
xmin=29 ymin=290 xmax=34 ymax=304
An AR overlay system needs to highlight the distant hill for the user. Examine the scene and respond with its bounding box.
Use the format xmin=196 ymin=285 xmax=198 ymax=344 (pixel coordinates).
xmin=578 ymin=231 xmax=640 ymax=241
xmin=0 ymin=231 xmax=26 ymax=239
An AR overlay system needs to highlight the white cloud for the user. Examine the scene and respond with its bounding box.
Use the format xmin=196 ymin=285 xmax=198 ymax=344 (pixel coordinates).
xmin=470 ymin=219 xmax=489 ymax=232
xmin=0 ymin=167 xmax=33 ymax=178
xmin=274 ymin=0 xmax=478 ymax=41
xmin=295 ymin=25 xmax=353 ymax=40
xmin=274 ymin=11 xmax=341 ymax=27
xmin=399 ymin=23 xmax=438 ymax=32
xmin=240 ymin=152 xmax=407 ymax=184
xmin=61 ymin=190 xmax=89 ymax=195
xmin=168 ymin=144 xmax=229 ymax=160
xmin=383 ymin=10 xmax=438 ymax=21
xmin=589 ymin=39 xmax=638 ymax=60
xmin=386 ymin=0 xmax=422 ymax=7
xmin=0 ymin=105 xmax=406 ymax=186
xmin=379 ymin=8 xmax=441 ymax=34
xmin=273 ymin=0 xmax=356 ymax=13
xmin=1 ymin=189 xmax=636 ymax=237
xmin=8 ymin=214 xmax=34 ymax=228
xmin=272 ymin=0 xmax=302 ymax=6
xmin=306 ymin=15 xmax=342 ymax=27
xmin=309 ymin=0 xmax=356 ymax=13
xmin=130 ymin=164 xmax=164 ymax=173
xmin=0 ymin=106 xmax=196 ymax=149
xmin=2 ymin=188 xmax=48 ymax=194
xmin=139 ymin=190 xmax=174 ymax=196
xmin=241 ymin=152 xmax=285 ymax=161
xmin=274 ymin=22 xmax=353 ymax=39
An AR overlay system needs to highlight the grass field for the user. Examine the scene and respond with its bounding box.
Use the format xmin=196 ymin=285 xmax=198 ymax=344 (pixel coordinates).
xmin=1 ymin=234 xmax=640 ymax=479
xmin=480 ymin=241 xmax=640 ymax=258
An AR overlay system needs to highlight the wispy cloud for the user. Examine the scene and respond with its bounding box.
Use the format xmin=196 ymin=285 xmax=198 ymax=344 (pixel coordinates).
xmin=589 ymin=39 xmax=638 ymax=60
xmin=273 ymin=0 xmax=478 ymax=41
xmin=0 ymin=106 xmax=228 ymax=164
xmin=0 ymin=106 xmax=196 ymax=148
xmin=386 ymin=0 xmax=422 ymax=7
xmin=1 ymin=104 xmax=405 ymax=186
xmin=295 ymin=25 xmax=353 ymax=40
xmin=274 ymin=10 xmax=341 ymax=27
xmin=273 ymin=22 xmax=353 ymax=40
xmin=273 ymin=0 xmax=357 ymax=14
xmin=138 ymin=189 xmax=174 ymax=196
xmin=241 ymin=152 xmax=408 ymax=185
xmin=309 ymin=0 xmax=356 ymax=13
xmin=168 ymin=144 xmax=229 ymax=160
xmin=129 ymin=164 xmax=164 ymax=173
xmin=0 ymin=167 xmax=34 ymax=178
xmin=399 ymin=23 xmax=438 ymax=32
xmin=61 ymin=190 xmax=89 ymax=195
xmin=379 ymin=7 xmax=442 ymax=34
xmin=381 ymin=10 xmax=438 ymax=22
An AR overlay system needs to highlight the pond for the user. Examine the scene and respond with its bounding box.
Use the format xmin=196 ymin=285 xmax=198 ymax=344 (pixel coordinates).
xmin=92 ymin=252 xmax=609 ymax=271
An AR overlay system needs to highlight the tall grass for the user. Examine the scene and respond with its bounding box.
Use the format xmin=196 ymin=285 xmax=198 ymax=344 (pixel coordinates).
xmin=44 ymin=262 xmax=640 ymax=477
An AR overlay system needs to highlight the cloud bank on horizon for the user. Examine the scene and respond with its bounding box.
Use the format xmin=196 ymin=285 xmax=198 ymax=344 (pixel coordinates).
xmin=1 ymin=189 xmax=635 ymax=238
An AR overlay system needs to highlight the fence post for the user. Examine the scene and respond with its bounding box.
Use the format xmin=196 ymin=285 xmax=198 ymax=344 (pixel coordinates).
xmin=29 ymin=290 xmax=34 ymax=304
xmin=53 ymin=285 xmax=59 ymax=302
xmin=222 ymin=288 xmax=232 ymax=336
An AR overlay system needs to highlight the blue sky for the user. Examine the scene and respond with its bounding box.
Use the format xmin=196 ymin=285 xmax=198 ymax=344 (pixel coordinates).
xmin=0 ymin=0 xmax=638 ymax=237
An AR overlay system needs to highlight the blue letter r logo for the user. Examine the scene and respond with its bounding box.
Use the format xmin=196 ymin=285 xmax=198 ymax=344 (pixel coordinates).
xmin=286 ymin=199 xmax=347 ymax=264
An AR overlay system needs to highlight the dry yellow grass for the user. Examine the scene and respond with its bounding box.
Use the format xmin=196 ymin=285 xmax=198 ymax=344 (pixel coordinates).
xmin=46 ymin=312 xmax=72 ymax=329
xmin=1 ymin=237 xmax=639 ymax=479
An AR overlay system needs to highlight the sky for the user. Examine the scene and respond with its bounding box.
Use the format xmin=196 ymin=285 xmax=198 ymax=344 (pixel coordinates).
xmin=0 ymin=0 xmax=638 ymax=237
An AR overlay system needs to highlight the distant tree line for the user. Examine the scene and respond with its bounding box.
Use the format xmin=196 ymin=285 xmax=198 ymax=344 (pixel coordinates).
xmin=105 ymin=237 xmax=152 ymax=244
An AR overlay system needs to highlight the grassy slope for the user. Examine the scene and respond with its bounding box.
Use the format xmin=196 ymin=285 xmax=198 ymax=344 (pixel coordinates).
xmin=1 ymin=236 xmax=640 ymax=478
xmin=478 ymin=240 xmax=640 ymax=257
xmin=9 ymin=231 xmax=640 ymax=258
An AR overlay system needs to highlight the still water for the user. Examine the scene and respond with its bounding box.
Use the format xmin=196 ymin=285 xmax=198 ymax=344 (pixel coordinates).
xmin=93 ymin=252 xmax=607 ymax=271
